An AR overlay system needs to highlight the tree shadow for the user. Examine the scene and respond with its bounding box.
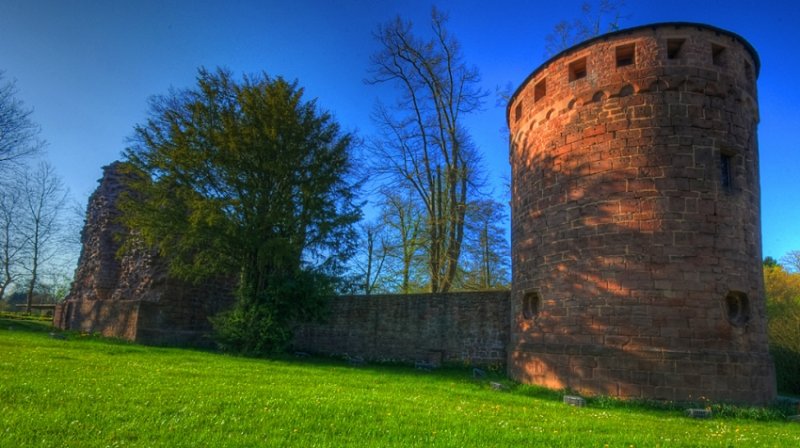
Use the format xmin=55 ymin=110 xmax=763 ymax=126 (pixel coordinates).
xmin=508 ymin=73 xmax=775 ymax=404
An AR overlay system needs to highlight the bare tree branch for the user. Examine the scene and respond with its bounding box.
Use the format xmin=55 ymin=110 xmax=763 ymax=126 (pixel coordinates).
xmin=18 ymin=161 xmax=69 ymax=312
xmin=0 ymin=72 xmax=43 ymax=171
xmin=544 ymin=0 xmax=629 ymax=57
xmin=366 ymin=7 xmax=488 ymax=292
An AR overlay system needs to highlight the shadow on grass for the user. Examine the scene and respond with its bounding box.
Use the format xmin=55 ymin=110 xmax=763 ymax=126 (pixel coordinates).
xmin=584 ymin=394 xmax=797 ymax=421
xmin=272 ymin=353 xmax=798 ymax=421
xmin=0 ymin=313 xmax=53 ymax=333
xmin=2 ymin=316 xmax=795 ymax=421
xmin=274 ymin=352 xmax=799 ymax=421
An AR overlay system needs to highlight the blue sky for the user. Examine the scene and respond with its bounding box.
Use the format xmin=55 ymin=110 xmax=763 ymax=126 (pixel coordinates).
xmin=0 ymin=0 xmax=798 ymax=260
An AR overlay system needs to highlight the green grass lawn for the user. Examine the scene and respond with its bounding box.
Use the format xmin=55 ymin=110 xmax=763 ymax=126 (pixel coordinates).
xmin=1 ymin=317 xmax=798 ymax=447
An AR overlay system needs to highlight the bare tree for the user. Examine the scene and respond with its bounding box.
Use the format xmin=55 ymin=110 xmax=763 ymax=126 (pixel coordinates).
xmin=0 ymin=185 xmax=22 ymax=301
xmin=782 ymin=250 xmax=800 ymax=273
xmin=0 ymin=72 xmax=42 ymax=170
xmin=544 ymin=0 xmax=628 ymax=56
xmin=353 ymin=220 xmax=390 ymax=295
xmin=366 ymin=8 xmax=487 ymax=292
xmin=19 ymin=162 xmax=68 ymax=312
xmin=378 ymin=188 xmax=426 ymax=293
xmin=458 ymin=199 xmax=510 ymax=290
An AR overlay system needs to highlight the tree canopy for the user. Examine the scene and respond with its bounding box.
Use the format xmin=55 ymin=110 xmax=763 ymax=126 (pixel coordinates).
xmin=121 ymin=67 xmax=361 ymax=353
xmin=763 ymin=257 xmax=800 ymax=394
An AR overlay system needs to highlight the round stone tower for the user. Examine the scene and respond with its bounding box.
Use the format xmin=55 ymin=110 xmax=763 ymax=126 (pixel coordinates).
xmin=507 ymin=23 xmax=775 ymax=404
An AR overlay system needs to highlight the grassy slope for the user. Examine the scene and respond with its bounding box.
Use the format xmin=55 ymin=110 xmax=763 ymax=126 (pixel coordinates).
xmin=1 ymin=318 xmax=798 ymax=447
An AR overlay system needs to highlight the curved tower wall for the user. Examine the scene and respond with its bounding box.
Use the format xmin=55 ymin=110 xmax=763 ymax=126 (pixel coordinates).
xmin=508 ymin=23 xmax=775 ymax=403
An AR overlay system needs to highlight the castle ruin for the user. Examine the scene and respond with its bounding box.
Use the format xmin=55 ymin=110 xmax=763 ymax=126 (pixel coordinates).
xmin=507 ymin=22 xmax=775 ymax=403
xmin=54 ymin=162 xmax=234 ymax=346
xmin=56 ymin=23 xmax=776 ymax=404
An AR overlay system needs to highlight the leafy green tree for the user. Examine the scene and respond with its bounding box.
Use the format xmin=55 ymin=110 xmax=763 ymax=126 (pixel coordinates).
xmin=764 ymin=263 xmax=800 ymax=309
xmin=763 ymin=260 xmax=800 ymax=394
xmin=121 ymin=68 xmax=361 ymax=354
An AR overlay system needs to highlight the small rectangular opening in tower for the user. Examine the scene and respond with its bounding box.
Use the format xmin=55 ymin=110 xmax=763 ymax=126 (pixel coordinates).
xmin=534 ymin=79 xmax=546 ymax=102
xmin=744 ymin=60 xmax=754 ymax=84
xmin=667 ymin=38 xmax=685 ymax=59
xmin=522 ymin=291 xmax=541 ymax=320
xmin=616 ymin=43 xmax=635 ymax=67
xmin=569 ymin=57 xmax=587 ymax=81
xmin=720 ymin=152 xmax=733 ymax=190
xmin=515 ymin=102 xmax=523 ymax=122
xmin=712 ymin=44 xmax=726 ymax=66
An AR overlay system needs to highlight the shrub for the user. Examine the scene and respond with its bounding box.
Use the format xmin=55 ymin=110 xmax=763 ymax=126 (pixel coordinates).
xmin=211 ymin=299 xmax=290 ymax=356
xmin=211 ymin=270 xmax=333 ymax=356
xmin=768 ymin=304 xmax=800 ymax=394
xmin=764 ymin=263 xmax=800 ymax=395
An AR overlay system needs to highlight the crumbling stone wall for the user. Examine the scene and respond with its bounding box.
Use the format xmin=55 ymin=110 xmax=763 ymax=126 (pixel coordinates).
xmin=54 ymin=23 xmax=777 ymax=405
xmin=293 ymin=291 xmax=510 ymax=366
xmin=507 ymin=23 xmax=775 ymax=404
xmin=54 ymin=163 xmax=510 ymax=359
xmin=54 ymin=163 xmax=234 ymax=346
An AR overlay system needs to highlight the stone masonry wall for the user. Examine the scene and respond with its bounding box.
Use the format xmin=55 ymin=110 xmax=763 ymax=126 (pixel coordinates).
xmin=54 ymin=163 xmax=234 ymax=346
xmin=507 ymin=23 xmax=775 ymax=404
xmin=53 ymin=22 xmax=776 ymax=405
xmin=54 ymin=299 xmax=141 ymax=341
xmin=293 ymin=291 xmax=510 ymax=366
xmin=56 ymin=163 xmax=509 ymax=358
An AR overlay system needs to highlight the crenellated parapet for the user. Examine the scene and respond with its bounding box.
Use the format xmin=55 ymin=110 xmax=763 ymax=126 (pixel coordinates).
xmin=510 ymin=23 xmax=759 ymax=146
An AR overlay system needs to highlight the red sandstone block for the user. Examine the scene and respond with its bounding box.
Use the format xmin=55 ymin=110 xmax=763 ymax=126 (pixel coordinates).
xmin=565 ymin=132 xmax=582 ymax=144
xmin=604 ymin=335 xmax=630 ymax=347
xmin=584 ymin=124 xmax=606 ymax=137
xmin=618 ymin=383 xmax=643 ymax=398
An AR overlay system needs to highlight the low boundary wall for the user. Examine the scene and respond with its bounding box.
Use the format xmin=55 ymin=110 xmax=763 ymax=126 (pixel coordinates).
xmin=293 ymin=291 xmax=510 ymax=366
